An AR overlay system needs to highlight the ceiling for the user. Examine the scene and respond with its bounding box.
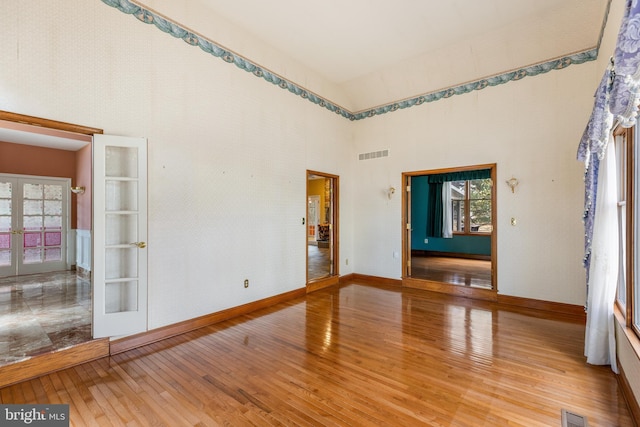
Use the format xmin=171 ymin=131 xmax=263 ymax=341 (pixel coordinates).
xmin=193 ymin=0 xmax=609 ymax=85
xmin=0 ymin=0 xmax=611 ymax=149
xmin=0 ymin=120 xmax=91 ymax=151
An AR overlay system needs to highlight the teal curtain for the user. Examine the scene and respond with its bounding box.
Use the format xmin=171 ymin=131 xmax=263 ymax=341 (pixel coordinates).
xmin=426 ymin=169 xmax=491 ymax=237
xmin=427 ymin=169 xmax=491 ymax=183
xmin=426 ymin=182 xmax=443 ymax=237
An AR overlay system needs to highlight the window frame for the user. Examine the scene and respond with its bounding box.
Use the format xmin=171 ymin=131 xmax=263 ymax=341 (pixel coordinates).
xmin=451 ymin=178 xmax=493 ymax=236
xmin=614 ymin=123 xmax=639 ymax=338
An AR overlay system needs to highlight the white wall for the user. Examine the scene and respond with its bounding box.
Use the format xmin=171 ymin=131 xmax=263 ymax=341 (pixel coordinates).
xmin=0 ymin=0 xmax=618 ymax=316
xmin=0 ymin=0 xmax=354 ymax=329
xmin=351 ymin=63 xmax=598 ymax=305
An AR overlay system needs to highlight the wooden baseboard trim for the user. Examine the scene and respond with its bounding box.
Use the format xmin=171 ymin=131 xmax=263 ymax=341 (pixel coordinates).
xmin=306 ymin=275 xmax=339 ymax=293
xmin=0 ymin=338 xmax=109 ymax=389
xmin=617 ymin=362 xmax=640 ymax=427
xmin=344 ymin=273 xmax=402 ymax=288
xmin=497 ymin=294 xmax=586 ymax=323
xmin=411 ymin=250 xmax=491 ymax=261
xmin=403 ymin=277 xmax=498 ymax=301
xmin=110 ymin=287 xmax=307 ymax=355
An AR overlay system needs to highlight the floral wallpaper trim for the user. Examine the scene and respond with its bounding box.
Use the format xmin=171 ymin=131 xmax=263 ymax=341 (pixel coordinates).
xmin=103 ymin=0 xmax=598 ymax=121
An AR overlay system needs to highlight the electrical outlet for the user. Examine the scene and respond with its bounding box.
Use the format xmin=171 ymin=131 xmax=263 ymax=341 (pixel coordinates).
xmin=424 ymin=238 xmax=429 ymax=244
xmin=244 ymin=279 xmax=249 ymax=288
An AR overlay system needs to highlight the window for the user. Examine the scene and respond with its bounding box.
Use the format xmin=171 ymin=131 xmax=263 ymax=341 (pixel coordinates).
xmin=615 ymin=121 xmax=640 ymax=337
xmin=451 ymin=178 xmax=493 ymax=234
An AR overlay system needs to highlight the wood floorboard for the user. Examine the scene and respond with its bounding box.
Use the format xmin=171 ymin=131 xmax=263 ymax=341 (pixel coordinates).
xmin=0 ymin=282 xmax=634 ymax=426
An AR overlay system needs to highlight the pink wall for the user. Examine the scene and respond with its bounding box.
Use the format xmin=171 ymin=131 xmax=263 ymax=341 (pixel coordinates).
xmin=0 ymin=140 xmax=90 ymax=229
xmin=75 ymin=144 xmax=92 ymax=230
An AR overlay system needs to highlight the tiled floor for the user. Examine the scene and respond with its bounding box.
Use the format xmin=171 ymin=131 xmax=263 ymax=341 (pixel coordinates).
xmin=0 ymin=271 xmax=91 ymax=365
xmin=308 ymin=244 xmax=331 ymax=280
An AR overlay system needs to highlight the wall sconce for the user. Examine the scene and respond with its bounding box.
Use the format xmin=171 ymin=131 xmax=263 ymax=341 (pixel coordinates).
xmin=505 ymin=177 xmax=519 ymax=193
xmin=71 ymin=186 xmax=85 ymax=195
xmin=387 ymin=186 xmax=396 ymax=200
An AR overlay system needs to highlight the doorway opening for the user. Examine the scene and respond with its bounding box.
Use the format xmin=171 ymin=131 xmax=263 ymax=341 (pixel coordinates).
xmin=0 ymin=111 xmax=99 ymax=366
xmin=402 ymin=164 xmax=497 ymax=301
xmin=307 ymin=170 xmax=339 ymax=292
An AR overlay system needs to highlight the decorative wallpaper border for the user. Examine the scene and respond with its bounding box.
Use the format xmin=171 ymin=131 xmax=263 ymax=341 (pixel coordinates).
xmin=103 ymin=0 xmax=599 ymax=121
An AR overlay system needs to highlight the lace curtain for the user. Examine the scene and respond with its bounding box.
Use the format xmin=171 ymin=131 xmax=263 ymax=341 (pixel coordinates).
xmin=578 ymin=0 xmax=640 ymax=370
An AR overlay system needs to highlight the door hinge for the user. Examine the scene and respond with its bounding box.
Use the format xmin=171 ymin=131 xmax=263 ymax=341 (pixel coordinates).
xmin=406 ymin=223 xmax=411 ymax=230
xmin=406 ymin=185 xmax=411 ymax=192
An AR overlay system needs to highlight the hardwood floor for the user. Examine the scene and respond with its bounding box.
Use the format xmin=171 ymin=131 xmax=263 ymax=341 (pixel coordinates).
xmin=411 ymin=255 xmax=492 ymax=289
xmin=0 ymin=282 xmax=634 ymax=426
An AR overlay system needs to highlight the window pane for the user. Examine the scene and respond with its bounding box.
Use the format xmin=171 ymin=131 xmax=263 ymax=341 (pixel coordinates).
xmin=106 ymin=146 xmax=138 ymax=178
xmin=0 ymin=233 xmax=10 ymax=249
xmin=617 ymin=133 xmax=627 ymax=308
xmin=24 ymin=200 xmax=43 ymax=216
xmin=452 ymin=200 xmax=464 ymax=232
xmin=451 ymin=181 xmax=465 ymax=232
xmin=44 ymin=200 xmax=62 ymax=215
xmin=0 ymin=182 xmax=11 ymax=198
xmin=451 ymin=181 xmax=465 ymax=200
xmin=634 ymin=123 xmax=640 ymax=330
xmin=469 ymin=179 xmax=492 ymax=199
xmin=470 ymin=200 xmax=492 ymax=233
xmin=23 ymin=248 xmax=42 ymax=264
xmin=23 ymin=184 xmax=42 ymax=199
xmin=44 ymin=247 xmax=61 ymax=262
xmin=469 ymin=179 xmax=492 ymax=233
xmin=23 ymin=216 xmax=43 ymax=231
xmin=45 ymin=232 xmax=61 ymax=246
xmin=0 ymin=216 xmax=10 ymax=232
xmin=44 ymin=184 xmax=62 ymax=200
xmin=0 ymin=199 xmax=10 ymax=216
xmin=0 ymin=250 xmax=10 ymax=267
xmin=24 ymin=232 xmax=42 ymax=248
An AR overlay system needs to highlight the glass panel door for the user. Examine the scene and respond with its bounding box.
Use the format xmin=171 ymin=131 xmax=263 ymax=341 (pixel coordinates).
xmin=93 ymin=134 xmax=148 ymax=338
xmin=18 ymin=179 xmax=67 ymax=274
xmin=0 ymin=177 xmax=16 ymax=277
xmin=0 ymin=175 xmax=68 ymax=277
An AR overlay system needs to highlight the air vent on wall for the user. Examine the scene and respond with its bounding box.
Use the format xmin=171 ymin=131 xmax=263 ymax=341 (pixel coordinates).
xmin=561 ymin=409 xmax=588 ymax=427
xmin=358 ymin=149 xmax=389 ymax=160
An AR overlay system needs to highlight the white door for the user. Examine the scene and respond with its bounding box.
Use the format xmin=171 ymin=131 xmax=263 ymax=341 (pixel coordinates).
xmin=93 ymin=134 xmax=148 ymax=338
xmin=308 ymin=196 xmax=320 ymax=242
xmin=0 ymin=175 xmax=69 ymax=277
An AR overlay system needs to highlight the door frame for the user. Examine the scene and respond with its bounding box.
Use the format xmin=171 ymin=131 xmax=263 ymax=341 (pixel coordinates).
xmin=306 ymin=170 xmax=339 ymax=292
xmin=402 ymin=163 xmax=498 ymax=301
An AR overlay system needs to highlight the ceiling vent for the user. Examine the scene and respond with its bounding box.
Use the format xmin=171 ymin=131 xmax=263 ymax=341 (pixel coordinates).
xmin=561 ymin=409 xmax=588 ymax=427
xmin=358 ymin=149 xmax=389 ymax=161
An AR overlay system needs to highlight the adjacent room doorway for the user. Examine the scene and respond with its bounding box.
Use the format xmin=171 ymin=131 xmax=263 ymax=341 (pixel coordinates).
xmin=306 ymin=170 xmax=339 ymax=292
xmin=402 ymin=164 xmax=498 ymax=301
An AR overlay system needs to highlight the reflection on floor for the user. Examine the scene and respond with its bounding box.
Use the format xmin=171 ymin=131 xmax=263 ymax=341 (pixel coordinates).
xmin=0 ymin=271 xmax=91 ymax=365
xmin=411 ymin=256 xmax=492 ymax=289
xmin=308 ymin=244 xmax=331 ymax=280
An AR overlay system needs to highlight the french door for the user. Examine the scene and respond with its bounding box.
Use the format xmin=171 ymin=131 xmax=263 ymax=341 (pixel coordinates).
xmin=93 ymin=134 xmax=148 ymax=338
xmin=0 ymin=175 xmax=69 ymax=278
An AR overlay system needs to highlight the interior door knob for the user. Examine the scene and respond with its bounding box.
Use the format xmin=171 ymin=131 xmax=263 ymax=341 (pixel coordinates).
xmin=130 ymin=242 xmax=147 ymax=249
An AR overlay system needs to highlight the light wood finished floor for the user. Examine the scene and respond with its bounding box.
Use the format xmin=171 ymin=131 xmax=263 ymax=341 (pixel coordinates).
xmin=0 ymin=282 xmax=633 ymax=426
xmin=411 ymin=255 xmax=492 ymax=289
